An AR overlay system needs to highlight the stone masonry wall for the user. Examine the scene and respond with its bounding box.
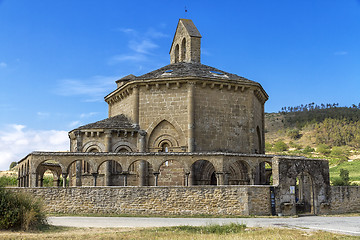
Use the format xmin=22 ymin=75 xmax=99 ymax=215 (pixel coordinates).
xmin=329 ymin=186 xmax=360 ymax=214
xmin=10 ymin=186 xmax=272 ymax=216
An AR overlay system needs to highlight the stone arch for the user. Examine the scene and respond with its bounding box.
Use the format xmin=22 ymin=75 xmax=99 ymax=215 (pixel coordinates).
xmin=127 ymin=159 xmax=154 ymax=186
xmin=147 ymin=119 xmax=185 ymax=152
xmin=157 ymin=159 xmax=185 ymax=186
xmin=112 ymin=141 xmax=135 ymax=152
xmin=257 ymin=160 xmax=272 ymax=185
xmin=181 ymin=38 xmax=186 ymax=62
xmin=82 ymin=141 xmax=105 ymax=153
xmin=190 ymin=160 xmax=217 ymax=185
xmin=296 ymin=172 xmax=315 ymax=214
xmin=67 ymin=159 xmax=94 ymax=186
xmin=96 ymin=159 xmax=123 ymax=186
xmin=36 ymin=160 xmax=62 ymax=187
xmin=227 ymin=160 xmax=250 ymax=185
xmin=175 ymin=44 xmax=179 ymax=63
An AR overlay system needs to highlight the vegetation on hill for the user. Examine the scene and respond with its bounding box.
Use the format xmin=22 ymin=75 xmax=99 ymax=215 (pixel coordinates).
xmin=266 ymin=103 xmax=360 ymax=185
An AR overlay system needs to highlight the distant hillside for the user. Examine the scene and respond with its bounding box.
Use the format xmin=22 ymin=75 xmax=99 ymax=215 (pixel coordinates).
xmin=265 ymin=103 xmax=360 ymax=185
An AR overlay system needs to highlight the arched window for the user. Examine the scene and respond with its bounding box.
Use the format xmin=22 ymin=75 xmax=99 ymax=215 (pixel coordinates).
xmin=181 ymin=38 xmax=186 ymax=62
xmin=175 ymin=44 xmax=179 ymax=63
xmin=161 ymin=142 xmax=170 ymax=152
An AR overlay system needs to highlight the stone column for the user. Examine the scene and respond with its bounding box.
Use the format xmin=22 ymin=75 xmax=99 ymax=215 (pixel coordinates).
xmin=75 ymin=130 xmax=83 ymax=186
xmin=133 ymin=86 xmax=139 ymax=126
xmin=189 ymin=164 xmax=195 ymax=186
xmin=62 ymin=173 xmax=68 ymax=187
xmin=249 ymin=169 xmax=255 ymax=185
xmin=122 ymin=171 xmax=129 ymax=186
xmin=185 ymin=172 xmax=190 ymax=186
xmin=75 ymin=160 xmax=82 ymax=186
xmin=153 ymin=172 xmax=159 ymax=186
xmin=29 ymin=173 xmax=37 ymax=187
xmin=104 ymin=130 xmax=112 ymax=186
xmin=138 ymin=130 xmax=147 ymax=186
xmin=187 ymin=82 xmax=195 ymax=152
xmin=92 ymin=173 xmax=98 ymax=186
xmin=216 ymin=172 xmax=224 ymax=186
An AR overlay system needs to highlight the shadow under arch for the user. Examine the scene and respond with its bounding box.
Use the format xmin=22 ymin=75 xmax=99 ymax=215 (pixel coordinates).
xmin=35 ymin=159 xmax=63 ymax=187
xmin=96 ymin=159 xmax=123 ymax=186
xmin=296 ymin=171 xmax=315 ymax=215
xmin=227 ymin=159 xmax=250 ymax=185
xmin=257 ymin=160 xmax=272 ymax=185
xmin=190 ymin=160 xmax=217 ymax=185
xmin=127 ymin=159 xmax=154 ymax=186
xmin=67 ymin=159 xmax=94 ymax=186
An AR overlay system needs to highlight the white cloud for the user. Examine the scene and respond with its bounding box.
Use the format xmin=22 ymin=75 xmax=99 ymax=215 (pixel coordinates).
xmin=110 ymin=26 xmax=167 ymax=64
xmin=0 ymin=62 xmax=7 ymax=68
xmin=80 ymin=112 xmax=99 ymax=118
xmin=69 ymin=121 xmax=81 ymax=128
xmin=129 ymin=39 xmax=158 ymax=54
xmin=55 ymin=75 xmax=116 ymax=102
xmin=334 ymin=51 xmax=348 ymax=56
xmin=0 ymin=124 xmax=68 ymax=171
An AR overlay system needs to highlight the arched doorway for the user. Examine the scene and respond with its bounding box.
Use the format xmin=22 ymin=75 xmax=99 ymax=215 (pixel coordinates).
xmin=36 ymin=160 xmax=62 ymax=187
xmin=67 ymin=159 xmax=92 ymax=186
xmin=190 ymin=160 xmax=216 ymax=185
xmin=295 ymin=172 xmax=315 ymax=214
xmin=127 ymin=160 xmax=154 ymax=186
xmin=227 ymin=160 xmax=250 ymax=185
xmin=97 ymin=160 xmax=122 ymax=186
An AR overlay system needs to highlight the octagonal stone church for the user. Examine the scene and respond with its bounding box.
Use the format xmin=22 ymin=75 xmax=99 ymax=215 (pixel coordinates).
xmin=18 ymin=19 xmax=334 ymax=216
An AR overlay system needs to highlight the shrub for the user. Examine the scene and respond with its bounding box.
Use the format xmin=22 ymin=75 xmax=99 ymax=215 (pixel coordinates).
xmin=332 ymin=169 xmax=350 ymax=186
xmin=273 ymin=140 xmax=288 ymax=152
xmin=0 ymin=186 xmax=47 ymax=230
xmin=330 ymin=146 xmax=349 ymax=162
xmin=265 ymin=143 xmax=273 ymax=152
xmin=302 ymin=146 xmax=315 ymax=154
xmin=0 ymin=175 xmax=17 ymax=187
xmin=9 ymin=161 xmax=17 ymax=170
xmin=316 ymin=144 xmax=331 ymax=155
xmin=287 ymin=129 xmax=301 ymax=140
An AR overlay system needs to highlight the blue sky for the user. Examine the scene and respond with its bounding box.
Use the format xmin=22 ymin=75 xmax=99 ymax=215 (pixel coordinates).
xmin=1 ymin=0 xmax=360 ymax=170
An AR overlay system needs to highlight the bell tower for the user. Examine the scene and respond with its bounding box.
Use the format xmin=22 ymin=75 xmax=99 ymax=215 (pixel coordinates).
xmin=169 ymin=19 xmax=202 ymax=64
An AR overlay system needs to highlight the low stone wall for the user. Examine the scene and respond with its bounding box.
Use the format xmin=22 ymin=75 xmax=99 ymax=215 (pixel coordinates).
xmin=329 ymin=186 xmax=360 ymax=214
xmin=10 ymin=186 xmax=272 ymax=216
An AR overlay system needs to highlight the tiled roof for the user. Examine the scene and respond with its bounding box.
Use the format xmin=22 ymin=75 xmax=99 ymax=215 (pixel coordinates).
xmin=134 ymin=62 xmax=256 ymax=83
xmin=73 ymin=114 xmax=138 ymax=131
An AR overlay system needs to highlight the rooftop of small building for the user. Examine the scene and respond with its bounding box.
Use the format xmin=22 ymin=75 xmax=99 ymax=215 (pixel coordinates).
xmin=71 ymin=114 xmax=138 ymax=132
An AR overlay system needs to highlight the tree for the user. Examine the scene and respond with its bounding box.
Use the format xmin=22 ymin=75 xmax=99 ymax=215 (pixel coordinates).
xmin=9 ymin=162 xmax=17 ymax=170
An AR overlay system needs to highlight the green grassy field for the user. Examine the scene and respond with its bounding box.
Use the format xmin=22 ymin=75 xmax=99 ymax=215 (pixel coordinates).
xmin=329 ymin=160 xmax=360 ymax=183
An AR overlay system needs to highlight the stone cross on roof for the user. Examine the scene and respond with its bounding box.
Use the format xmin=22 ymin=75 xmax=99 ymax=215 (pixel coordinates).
xmin=170 ymin=19 xmax=202 ymax=64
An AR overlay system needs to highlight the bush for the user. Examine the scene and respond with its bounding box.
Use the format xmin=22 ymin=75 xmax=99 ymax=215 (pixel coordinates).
xmin=316 ymin=144 xmax=331 ymax=155
xmin=330 ymin=146 xmax=349 ymax=162
xmin=0 ymin=175 xmax=17 ymax=187
xmin=273 ymin=140 xmax=288 ymax=152
xmin=0 ymin=186 xmax=47 ymax=230
xmin=302 ymin=146 xmax=315 ymax=154
xmin=265 ymin=143 xmax=273 ymax=152
xmin=332 ymin=169 xmax=350 ymax=186
xmin=287 ymin=129 xmax=301 ymax=140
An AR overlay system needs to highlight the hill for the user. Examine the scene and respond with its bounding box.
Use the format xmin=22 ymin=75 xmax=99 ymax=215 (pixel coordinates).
xmin=265 ymin=103 xmax=360 ymax=185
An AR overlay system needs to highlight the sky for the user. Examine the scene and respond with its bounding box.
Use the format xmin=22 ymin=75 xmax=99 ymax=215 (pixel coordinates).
xmin=0 ymin=0 xmax=360 ymax=171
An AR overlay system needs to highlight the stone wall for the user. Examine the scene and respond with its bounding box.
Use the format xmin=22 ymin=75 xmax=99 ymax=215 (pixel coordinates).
xmin=329 ymin=186 xmax=360 ymax=214
xmin=10 ymin=186 xmax=272 ymax=216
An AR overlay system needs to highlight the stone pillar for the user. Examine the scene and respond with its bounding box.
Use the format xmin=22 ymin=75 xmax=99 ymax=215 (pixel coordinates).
xmin=104 ymin=130 xmax=112 ymax=186
xmin=62 ymin=173 xmax=68 ymax=187
xmin=187 ymin=82 xmax=195 ymax=152
xmin=138 ymin=130 xmax=147 ymax=186
xmin=216 ymin=172 xmax=224 ymax=186
xmin=138 ymin=130 xmax=147 ymax=152
xmin=249 ymin=169 xmax=255 ymax=185
xmin=92 ymin=173 xmax=98 ymax=186
xmin=153 ymin=172 xmax=159 ymax=186
xmin=185 ymin=172 xmax=190 ymax=186
xmin=189 ymin=164 xmax=195 ymax=186
xmin=29 ymin=173 xmax=37 ymax=187
xmin=122 ymin=171 xmax=129 ymax=186
xmin=75 ymin=160 xmax=82 ymax=186
xmin=133 ymin=86 xmax=139 ymax=126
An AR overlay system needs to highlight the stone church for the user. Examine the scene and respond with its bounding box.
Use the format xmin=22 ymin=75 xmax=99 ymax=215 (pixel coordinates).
xmin=17 ymin=19 xmax=358 ymax=216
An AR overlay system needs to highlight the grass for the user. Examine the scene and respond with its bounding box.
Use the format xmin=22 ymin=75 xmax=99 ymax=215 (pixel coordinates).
xmin=0 ymin=224 xmax=358 ymax=240
xmin=329 ymin=160 xmax=360 ymax=183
